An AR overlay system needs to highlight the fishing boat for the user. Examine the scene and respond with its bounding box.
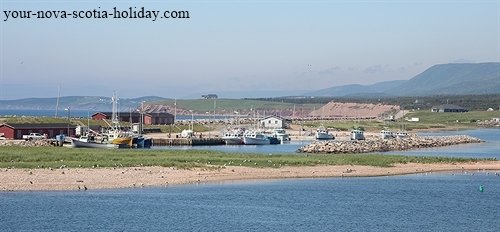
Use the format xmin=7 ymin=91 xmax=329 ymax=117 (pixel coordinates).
xmin=315 ymin=126 xmax=334 ymax=140
xmin=100 ymin=92 xmax=133 ymax=147
xmin=395 ymin=131 xmax=408 ymax=138
xmin=271 ymin=128 xmax=291 ymax=143
xmin=71 ymin=136 xmax=118 ymax=149
xmin=104 ymin=130 xmax=133 ymax=146
xmin=222 ymin=128 xmax=245 ymax=145
xmin=350 ymin=129 xmax=365 ymax=140
xmin=380 ymin=130 xmax=394 ymax=139
xmin=243 ymin=130 xmax=270 ymax=145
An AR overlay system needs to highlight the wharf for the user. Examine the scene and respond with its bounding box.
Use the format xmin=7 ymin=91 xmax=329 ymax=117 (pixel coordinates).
xmin=152 ymin=138 xmax=225 ymax=146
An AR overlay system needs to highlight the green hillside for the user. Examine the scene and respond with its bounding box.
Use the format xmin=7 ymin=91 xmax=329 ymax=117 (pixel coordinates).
xmin=389 ymin=62 xmax=500 ymax=96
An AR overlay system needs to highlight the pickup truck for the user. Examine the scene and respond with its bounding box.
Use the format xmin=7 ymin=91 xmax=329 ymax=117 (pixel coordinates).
xmin=23 ymin=133 xmax=45 ymax=141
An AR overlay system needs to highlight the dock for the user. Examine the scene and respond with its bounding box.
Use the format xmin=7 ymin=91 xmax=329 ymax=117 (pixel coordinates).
xmin=152 ymin=138 xmax=225 ymax=146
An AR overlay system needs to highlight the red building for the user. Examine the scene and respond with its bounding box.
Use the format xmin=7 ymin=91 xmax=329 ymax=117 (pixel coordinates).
xmin=91 ymin=112 xmax=174 ymax=125
xmin=0 ymin=123 xmax=76 ymax=139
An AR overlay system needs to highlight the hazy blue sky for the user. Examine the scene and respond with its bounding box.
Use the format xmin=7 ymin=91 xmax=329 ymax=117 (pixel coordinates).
xmin=1 ymin=0 xmax=499 ymax=100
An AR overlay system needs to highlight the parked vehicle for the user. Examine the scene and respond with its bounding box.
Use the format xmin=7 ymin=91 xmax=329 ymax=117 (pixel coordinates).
xmin=23 ymin=133 xmax=45 ymax=141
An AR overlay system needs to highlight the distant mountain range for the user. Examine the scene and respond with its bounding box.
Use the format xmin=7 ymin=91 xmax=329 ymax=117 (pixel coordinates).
xmin=307 ymin=62 xmax=500 ymax=97
xmin=0 ymin=96 xmax=169 ymax=111
xmin=1 ymin=63 xmax=499 ymax=110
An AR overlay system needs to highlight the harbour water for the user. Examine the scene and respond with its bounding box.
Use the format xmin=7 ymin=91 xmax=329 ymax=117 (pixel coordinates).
xmin=157 ymin=128 xmax=500 ymax=159
xmin=1 ymin=172 xmax=499 ymax=231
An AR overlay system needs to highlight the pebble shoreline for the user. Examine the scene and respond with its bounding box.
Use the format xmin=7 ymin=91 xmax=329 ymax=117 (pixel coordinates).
xmin=298 ymin=135 xmax=483 ymax=153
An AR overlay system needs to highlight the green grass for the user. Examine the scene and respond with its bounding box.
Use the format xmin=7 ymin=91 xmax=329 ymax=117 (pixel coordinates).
xmin=1 ymin=117 xmax=70 ymax=124
xmin=1 ymin=116 xmax=110 ymax=127
xmin=0 ymin=146 xmax=488 ymax=169
xmin=406 ymin=111 xmax=499 ymax=125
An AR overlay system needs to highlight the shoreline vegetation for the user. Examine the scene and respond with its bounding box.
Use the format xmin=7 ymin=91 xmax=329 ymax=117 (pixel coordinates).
xmin=0 ymin=147 xmax=499 ymax=191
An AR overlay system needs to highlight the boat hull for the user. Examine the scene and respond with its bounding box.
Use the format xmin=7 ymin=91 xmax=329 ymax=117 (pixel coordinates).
xmin=222 ymin=137 xmax=243 ymax=145
xmin=112 ymin=137 xmax=132 ymax=146
xmin=243 ymin=136 xmax=270 ymax=145
xmin=316 ymin=132 xmax=334 ymax=140
xmin=71 ymin=138 xmax=118 ymax=149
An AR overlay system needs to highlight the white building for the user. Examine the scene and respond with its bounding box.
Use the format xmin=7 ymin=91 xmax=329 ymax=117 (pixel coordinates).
xmin=259 ymin=115 xmax=289 ymax=129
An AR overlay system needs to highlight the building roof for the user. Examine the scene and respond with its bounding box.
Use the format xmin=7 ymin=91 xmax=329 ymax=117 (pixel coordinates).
xmin=260 ymin=115 xmax=286 ymax=120
xmin=92 ymin=112 xmax=153 ymax=117
xmin=148 ymin=112 xmax=174 ymax=117
xmin=0 ymin=123 xmax=76 ymax=129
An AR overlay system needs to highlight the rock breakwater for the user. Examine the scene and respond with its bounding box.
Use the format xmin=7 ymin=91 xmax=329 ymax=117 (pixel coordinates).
xmin=298 ymin=135 xmax=483 ymax=154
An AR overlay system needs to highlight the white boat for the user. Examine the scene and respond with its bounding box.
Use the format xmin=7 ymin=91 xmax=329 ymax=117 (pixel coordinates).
xmin=222 ymin=128 xmax=244 ymax=145
xmin=380 ymin=130 xmax=394 ymax=139
xmin=350 ymin=129 xmax=365 ymax=140
xmin=272 ymin=128 xmax=291 ymax=143
xmin=181 ymin=129 xmax=194 ymax=138
xmin=71 ymin=137 xmax=118 ymax=149
xmin=243 ymin=130 xmax=270 ymax=145
xmin=395 ymin=131 xmax=408 ymax=138
xmin=315 ymin=126 xmax=334 ymax=140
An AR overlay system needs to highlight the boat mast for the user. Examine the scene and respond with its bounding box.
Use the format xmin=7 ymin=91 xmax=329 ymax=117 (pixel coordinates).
xmin=174 ymin=98 xmax=177 ymax=122
xmin=111 ymin=91 xmax=119 ymax=129
xmin=55 ymin=84 xmax=61 ymax=118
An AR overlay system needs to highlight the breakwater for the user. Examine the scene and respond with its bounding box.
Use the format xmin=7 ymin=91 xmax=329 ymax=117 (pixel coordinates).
xmin=298 ymin=135 xmax=483 ymax=153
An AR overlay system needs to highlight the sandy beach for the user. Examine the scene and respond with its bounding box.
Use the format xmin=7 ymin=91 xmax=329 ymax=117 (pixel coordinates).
xmin=1 ymin=161 xmax=499 ymax=191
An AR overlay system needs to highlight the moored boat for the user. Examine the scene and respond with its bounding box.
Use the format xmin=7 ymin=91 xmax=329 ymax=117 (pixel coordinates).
xmin=71 ymin=137 xmax=118 ymax=149
xmin=222 ymin=128 xmax=245 ymax=145
xmin=395 ymin=131 xmax=408 ymax=138
xmin=350 ymin=129 xmax=365 ymax=140
xmin=243 ymin=130 xmax=270 ymax=145
xmin=315 ymin=126 xmax=334 ymax=140
xmin=380 ymin=130 xmax=394 ymax=139
xmin=272 ymin=128 xmax=291 ymax=143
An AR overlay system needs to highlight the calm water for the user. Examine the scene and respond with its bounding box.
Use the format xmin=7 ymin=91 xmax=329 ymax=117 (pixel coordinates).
xmin=385 ymin=128 xmax=500 ymax=159
xmin=156 ymin=128 xmax=500 ymax=159
xmin=153 ymin=140 xmax=313 ymax=154
xmin=1 ymin=125 xmax=498 ymax=231
xmin=1 ymin=172 xmax=499 ymax=231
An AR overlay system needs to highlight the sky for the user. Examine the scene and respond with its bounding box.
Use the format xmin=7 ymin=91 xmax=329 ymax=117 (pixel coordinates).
xmin=1 ymin=0 xmax=499 ymax=100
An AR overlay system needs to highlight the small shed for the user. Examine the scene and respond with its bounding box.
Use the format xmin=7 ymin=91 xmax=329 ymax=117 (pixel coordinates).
xmin=259 ymin=115 xmax=290 ymax=129
xmin=431 ymin=104 xmax=468 ymax=113
xmin=0 ymin=123 xmax=76 ymax=139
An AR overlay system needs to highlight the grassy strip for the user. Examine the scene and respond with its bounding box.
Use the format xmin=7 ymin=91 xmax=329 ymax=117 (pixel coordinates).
xmin=0 ymin=146 xmax=489 ymax=169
